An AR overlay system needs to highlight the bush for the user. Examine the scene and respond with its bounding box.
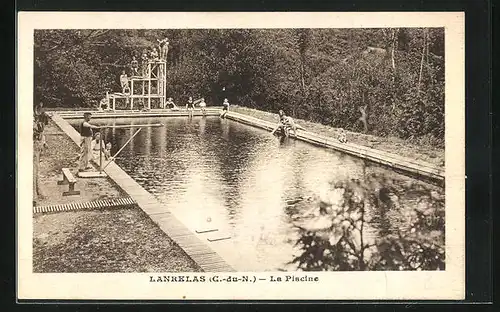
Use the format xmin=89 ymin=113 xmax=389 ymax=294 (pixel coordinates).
xmin=291 ymin=176 xmax=445 ymax=271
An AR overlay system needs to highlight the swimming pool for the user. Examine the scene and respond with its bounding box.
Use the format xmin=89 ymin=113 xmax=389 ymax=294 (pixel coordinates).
xmin=70 ymin=116 xmax=444 ymax=271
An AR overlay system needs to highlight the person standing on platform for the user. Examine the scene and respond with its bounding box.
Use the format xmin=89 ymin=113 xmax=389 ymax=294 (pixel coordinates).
xmin=150 ymin=47 xmax=159 ymax=61
xmin=120 ymin=70 xmax=129 ymax=94
xmin=158 ymin=38 xmax=169 ymax=61
xmin=141 ymin=50 xmax=149 ymax=76
xmin=130 ymin=56 xmax=139 ymax=76
xmin=78 ymin=112 xmax=102 ymax=172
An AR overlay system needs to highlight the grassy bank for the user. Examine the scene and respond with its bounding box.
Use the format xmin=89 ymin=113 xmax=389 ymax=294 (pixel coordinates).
xmin=230 ymin=106 xmax=445 ymax=168
xmin=33 ymin=120 xmax=202 ymax=272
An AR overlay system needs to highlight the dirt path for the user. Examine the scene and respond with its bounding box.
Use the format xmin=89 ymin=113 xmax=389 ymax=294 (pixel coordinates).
xmin=33 ymin=120 xmax=202 ymax=272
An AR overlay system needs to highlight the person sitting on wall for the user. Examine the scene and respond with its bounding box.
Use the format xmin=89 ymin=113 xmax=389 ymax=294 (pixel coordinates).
xmin=165 ymin=97 xmax=178 ymax=110
xmin=141 ymin=101 xmax=150 ymax=112
xmin=98 ymin=97 xmax=110 ymax=111
xmin=270 ymin=109 xmax=289 ymax=137
xmin=186 ymin=96 xmax=195 ymax=117
xmin=220 ymin=98 xmax=230 ymax=118
xmin=199 ymin=97 xmax=207 ymax=115
xmin=271 ymin=110 xmax=302 ymax=137
xmin=338 ymin=129 xmax=348 ymax=143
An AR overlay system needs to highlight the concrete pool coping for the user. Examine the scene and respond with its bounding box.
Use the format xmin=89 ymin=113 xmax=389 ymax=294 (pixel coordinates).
xmin=49 ymin=113 xmax=235 ymax=272
xmin=224 ymin=111 xmax=445 ymax=185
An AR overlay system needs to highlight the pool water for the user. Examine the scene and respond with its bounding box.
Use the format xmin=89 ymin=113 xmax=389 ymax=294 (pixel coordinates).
xmin=70 ymin=116 xmax=444 ymax=271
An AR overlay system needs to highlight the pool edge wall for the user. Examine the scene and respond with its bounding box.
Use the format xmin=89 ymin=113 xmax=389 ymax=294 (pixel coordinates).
xmin=49 ymin=113 xmax=236 ymax=273
xmin=224 ymin=111 xmax=445 ymax=186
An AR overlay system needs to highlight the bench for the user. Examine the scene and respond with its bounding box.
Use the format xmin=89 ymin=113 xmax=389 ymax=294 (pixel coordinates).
xmin=57 ymin=168 xmax=80 ymax=196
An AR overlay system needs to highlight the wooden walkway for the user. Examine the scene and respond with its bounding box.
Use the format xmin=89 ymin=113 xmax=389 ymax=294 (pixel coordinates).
xmin=225 ymin=111 xmax=445 ymax=185
xmin=33 ymin=197 xmax=137 ymax=214
xmin=50 ymin=113 xmax=235 ymax=272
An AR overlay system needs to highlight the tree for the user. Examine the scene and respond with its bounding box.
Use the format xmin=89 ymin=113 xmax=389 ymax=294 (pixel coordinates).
xmin=34 ymin=28 xmax=444 ymax=144
xmin=291 ymin=175 xmax=445 ymax=271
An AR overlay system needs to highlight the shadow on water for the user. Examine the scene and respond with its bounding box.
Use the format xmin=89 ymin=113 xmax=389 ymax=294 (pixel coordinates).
xmin=70 ymin=117 xmax=444 ymax=271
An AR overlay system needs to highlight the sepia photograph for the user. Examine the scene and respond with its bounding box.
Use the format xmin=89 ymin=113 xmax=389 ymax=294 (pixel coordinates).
xmin=18 ymin=12 xmax=465 ymax=300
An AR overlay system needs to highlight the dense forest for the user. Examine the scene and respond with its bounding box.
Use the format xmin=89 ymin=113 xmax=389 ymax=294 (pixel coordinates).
xmin=34 ymin=28 xmax=444 ymax=144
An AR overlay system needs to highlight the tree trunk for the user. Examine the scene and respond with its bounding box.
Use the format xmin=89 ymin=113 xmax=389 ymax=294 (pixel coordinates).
xmin=417 ymin=28 xmax=427 ymax=94
xmin=33 ymin=142 xmax=41 ymax=203
xmin=391 ymin=29 xmax=398 ymax=71
xmin=358 ymin=105 xmax=368 ymax=133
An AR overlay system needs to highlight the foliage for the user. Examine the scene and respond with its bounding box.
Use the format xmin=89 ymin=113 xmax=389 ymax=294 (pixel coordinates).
xmin=34 ymin=28 xmax=444 ymax=143
xmin=291 ymin=176 xmax=445 ymax=271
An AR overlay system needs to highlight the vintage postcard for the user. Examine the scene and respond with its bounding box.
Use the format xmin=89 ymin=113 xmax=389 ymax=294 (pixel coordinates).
xmin=18 ymin=12 xmax=465 ymax=300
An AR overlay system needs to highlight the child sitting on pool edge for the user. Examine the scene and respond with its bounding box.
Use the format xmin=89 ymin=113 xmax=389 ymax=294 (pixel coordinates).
xmin=199 ymin=97 xmax=207 ymax=115
xmin=220 ymin=98 xmax=229 ymax=118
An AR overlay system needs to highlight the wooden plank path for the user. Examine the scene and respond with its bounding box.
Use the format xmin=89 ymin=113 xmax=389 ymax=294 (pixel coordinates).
xmin=33 ymin=197 xmax=137 ymax=214
xmin=50 ymin=113 xmax=235 ymax=272
xmin=225 ymin=111 xmax=445 ymax=185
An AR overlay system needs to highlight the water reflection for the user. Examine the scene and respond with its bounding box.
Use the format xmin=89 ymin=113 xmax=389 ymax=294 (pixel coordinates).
xmin=70 ymin=117 xmax=444 ymax=271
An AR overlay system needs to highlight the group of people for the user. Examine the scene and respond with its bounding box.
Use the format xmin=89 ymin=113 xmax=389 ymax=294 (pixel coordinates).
xmin=271 ymin=110 xmax=301 ymax=137
xmin=117 ymin=37 xmax=170 ymax=94
xmin=270 ymin=110 xmax=347 ymax=143
xmin=162 ymin=96 xmax=230 ymax=118
xmin=78 ymin=112 xmax=112 ymax=172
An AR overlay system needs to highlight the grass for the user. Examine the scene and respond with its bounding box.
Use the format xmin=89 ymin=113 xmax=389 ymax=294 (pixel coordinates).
xmin=33 ymin=207 xmax=202 ymax=273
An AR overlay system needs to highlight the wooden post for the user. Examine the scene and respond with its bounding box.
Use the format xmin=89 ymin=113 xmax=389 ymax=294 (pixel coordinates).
xmin=148 ymin=62 xmax=152 ymax=109
xmin=163 ymin=62 xmax=167 ymax=108
xmin=130 ymin=79 xmax=134 ymax=110
xmin=112 ymin=96 xmax=116 ymax=111
xmin=99 ymin=128 xmax=103 ymax=173
xmin=158 ymin=63 xmax=162 ymax=108
xmin=106 ymin=91 xmax=110 ymax=110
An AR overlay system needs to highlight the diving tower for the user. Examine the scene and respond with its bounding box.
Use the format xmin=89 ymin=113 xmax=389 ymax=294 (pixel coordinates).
xmin=105 ymin=58 xmax=168 ymax=111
